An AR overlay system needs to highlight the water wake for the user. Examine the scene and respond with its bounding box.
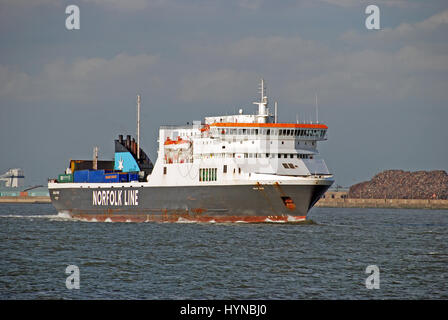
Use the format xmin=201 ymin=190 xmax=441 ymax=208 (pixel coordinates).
xmin=0 ymin=212 xmax=73 ymax=221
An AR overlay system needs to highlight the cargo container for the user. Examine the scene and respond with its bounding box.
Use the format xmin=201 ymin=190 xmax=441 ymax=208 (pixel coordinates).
xmin=118 ymin=173 xmax=129 ymax=182
xmin=58 ymin=174 xmax=73 ymax=183
xmin=73 ymin=170 xmax=89 ymax=183
xmin=104 ymin=173 xmax=120 ymax=183
xmin=128 ymin=172 xmax=139 ymax=182
xmin=88 ymin=170 xmax=106 ymax=183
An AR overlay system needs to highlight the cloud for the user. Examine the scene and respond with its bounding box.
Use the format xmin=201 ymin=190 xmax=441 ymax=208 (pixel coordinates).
xmin=81 ymin=0 xmax=152 ymax=11
xmin=340 ymin=9 xmax=448 ymax=46
xmin=179 ymin=69 xmax=257 ymax=104
xmin=0 ymin=53 xmax=160 ymax=103
xmin=0 ymin=65 xmax=31 ymax=98
xmin=183 ymin=35 xmax=328 ymax=75
xmin=0 ymin=0 xmax=61 ymax=6
xmin=178 ymin=22 xmax=448 ymax=107
xmin=319 ymin=0 xmax=410 ymax=8
xmin=416 ymin=9 xmax=448 ymax=30
xmin=2 ymin=7 xmax=447 ymax=111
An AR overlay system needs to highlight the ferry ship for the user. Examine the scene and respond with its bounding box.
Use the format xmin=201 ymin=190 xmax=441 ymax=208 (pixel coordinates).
xmin=48 ymin=80 xmax=334 ymax=223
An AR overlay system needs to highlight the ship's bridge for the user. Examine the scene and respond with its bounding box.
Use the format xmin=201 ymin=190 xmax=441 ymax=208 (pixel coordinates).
xmin=207 ymin=122 xmax=328 ymax=141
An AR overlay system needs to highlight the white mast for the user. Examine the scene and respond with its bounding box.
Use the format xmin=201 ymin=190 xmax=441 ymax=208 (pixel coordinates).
xmin=137 ymin=94 xmax=141 ymax=160
xmin=315 ymin=94 xmax=319 ymax=124
xmin=253 ymin=78 xmax=268 ymax=123
xmin=260 ymin=78 xmax=264 ymax=102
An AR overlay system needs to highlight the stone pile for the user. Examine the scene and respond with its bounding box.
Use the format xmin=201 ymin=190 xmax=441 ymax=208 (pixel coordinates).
xmin=348 ymin=170 xmax=448 ymax=199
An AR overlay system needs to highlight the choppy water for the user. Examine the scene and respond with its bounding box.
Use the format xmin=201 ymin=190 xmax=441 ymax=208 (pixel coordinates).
xmin=0 ymin=203 xmax=447 ymax=299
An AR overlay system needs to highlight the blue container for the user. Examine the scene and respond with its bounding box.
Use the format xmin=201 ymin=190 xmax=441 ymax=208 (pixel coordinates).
xmin=118 ymin=173 xmax=129 ymax=182
xmin=104 ymin=173 xmax=120 ymax=183
xmin=74 ymin=170 xmax=89 ymax=183
xmin=128 ymin=172 xmax=139 ymax=182
xmin=88 ymin=170 xmax=105 ymax=183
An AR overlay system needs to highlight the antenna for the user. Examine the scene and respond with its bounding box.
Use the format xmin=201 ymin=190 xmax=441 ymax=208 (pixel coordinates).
xmin=315 ymin=94 xmax=319 ymax=124
xmin=137 ymin=94 xmax=141 ymax=160
xmin=274 ymin=101 xmax=278 ymax=123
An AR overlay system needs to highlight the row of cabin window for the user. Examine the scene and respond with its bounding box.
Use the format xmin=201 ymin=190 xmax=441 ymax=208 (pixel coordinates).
xmin=199 ymin=168 xmax=217 ymax=182
xmin=200 ymin=140 xmax=315 ymax=146
xmin=244 ymin=153 xmax=313 ymax=159
xmin=195 ymin=153 xmax=313 ymax=159
xmin=216 ymin=128 xmax=325 ymax=138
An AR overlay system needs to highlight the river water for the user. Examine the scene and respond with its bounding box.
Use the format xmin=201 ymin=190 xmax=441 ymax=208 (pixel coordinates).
xmin=0 ymin=204 xmax=447 ymax=299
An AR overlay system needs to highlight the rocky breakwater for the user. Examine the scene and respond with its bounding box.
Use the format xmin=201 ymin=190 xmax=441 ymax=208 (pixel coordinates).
xmin=348 ymin=170 xmax=448 ymax=199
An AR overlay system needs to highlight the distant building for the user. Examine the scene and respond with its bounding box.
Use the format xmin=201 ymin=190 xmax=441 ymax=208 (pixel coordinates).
xmin=322 ymin=187 xmax=349 ymax=200
xmin=0 ymin=169 xmax=49 ymax=197
xmin=0 ymin=168 xmax=25 ymax=188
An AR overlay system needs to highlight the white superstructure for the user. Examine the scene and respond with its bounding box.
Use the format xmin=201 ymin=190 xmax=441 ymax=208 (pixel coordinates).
xmin=147 ymin=79 xmax=332 ymax=187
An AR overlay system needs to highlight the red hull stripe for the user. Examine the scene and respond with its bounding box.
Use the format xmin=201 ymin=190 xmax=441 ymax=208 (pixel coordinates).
xmin=70 ymin=214 xmax=307 ymax=223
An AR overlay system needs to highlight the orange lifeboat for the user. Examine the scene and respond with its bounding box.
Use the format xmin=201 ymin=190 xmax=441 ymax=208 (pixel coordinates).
xmin=164 ymin=136 xmax=191 ymax=147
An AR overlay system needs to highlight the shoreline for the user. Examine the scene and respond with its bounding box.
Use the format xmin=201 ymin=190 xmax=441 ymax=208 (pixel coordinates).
xmin=1 ymin=196 xmax=448 ymax=209
xmin=0 ymin=196 xmax=51 ymax=204
xmin=316 ymin=198 xmax=448 ymax=210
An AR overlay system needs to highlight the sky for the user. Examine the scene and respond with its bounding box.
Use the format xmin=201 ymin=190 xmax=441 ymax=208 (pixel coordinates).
xmin=0 ymin=0 xmax=447 ymax=187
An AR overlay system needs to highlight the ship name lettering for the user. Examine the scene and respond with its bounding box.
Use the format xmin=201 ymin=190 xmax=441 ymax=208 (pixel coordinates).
xmin=117 ymin=190 xmax=122 ymax=205
xmin=92 ymin=189 xmax=137 ymax=206
xmin=124 ymin=189 xmax=139 ymax=206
